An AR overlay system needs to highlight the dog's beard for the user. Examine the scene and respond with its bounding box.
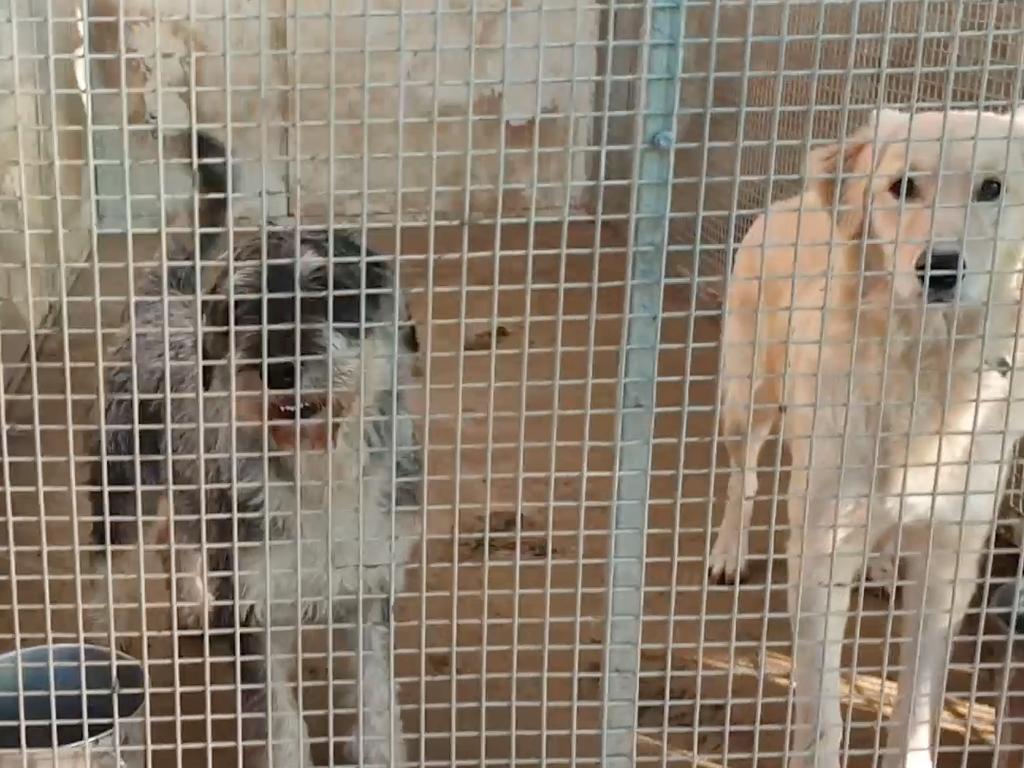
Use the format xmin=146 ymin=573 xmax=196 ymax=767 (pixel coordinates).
xmin=277 ymin=437 xmax=364 ymax=517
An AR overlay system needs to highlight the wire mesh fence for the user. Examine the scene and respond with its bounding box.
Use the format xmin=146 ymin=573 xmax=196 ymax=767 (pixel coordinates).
xmin=0 ymin=1 xmax=1023 ymax=767
xmin=675 ymin=0 xmax=1024 ymax=302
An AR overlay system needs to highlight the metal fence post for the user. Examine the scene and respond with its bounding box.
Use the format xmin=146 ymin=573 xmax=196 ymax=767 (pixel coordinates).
xmin=602 ymin=0 xmax=684 ymax=765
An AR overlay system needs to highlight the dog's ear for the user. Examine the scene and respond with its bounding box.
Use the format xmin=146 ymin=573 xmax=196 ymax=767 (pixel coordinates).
xmin=806 ymin=108 xmax=906 ymax=207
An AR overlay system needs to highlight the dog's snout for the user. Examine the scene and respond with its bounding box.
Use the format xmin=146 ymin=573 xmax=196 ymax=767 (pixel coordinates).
xmin=915 ymin=249 xmax=963 ymax=302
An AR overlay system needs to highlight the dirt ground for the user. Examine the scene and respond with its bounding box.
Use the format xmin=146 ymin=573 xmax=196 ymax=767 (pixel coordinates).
xmin=0 ymin=221 xmax=1017 ymax=767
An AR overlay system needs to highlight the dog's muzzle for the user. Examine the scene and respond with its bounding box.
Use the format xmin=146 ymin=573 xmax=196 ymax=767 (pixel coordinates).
xmin=915 ymin=249 xmax=963 ymax=303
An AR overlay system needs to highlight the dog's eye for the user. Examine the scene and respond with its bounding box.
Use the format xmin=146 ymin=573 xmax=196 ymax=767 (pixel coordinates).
xmin=888 ymin=176 xmax=919 ymax=200
xmin=975 ymin=177 xmax=1003 ymax=202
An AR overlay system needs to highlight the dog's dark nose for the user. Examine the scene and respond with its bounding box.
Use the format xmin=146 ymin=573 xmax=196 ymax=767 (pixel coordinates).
xmin=915 ymin=249 xmax=963 ymax=302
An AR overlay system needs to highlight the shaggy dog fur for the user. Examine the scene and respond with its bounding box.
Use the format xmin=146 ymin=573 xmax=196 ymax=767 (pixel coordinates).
xmin=710 ymin=108 xmax=1024 ymax=768
xmin=85 ymin=134 xmax=421 ymax=767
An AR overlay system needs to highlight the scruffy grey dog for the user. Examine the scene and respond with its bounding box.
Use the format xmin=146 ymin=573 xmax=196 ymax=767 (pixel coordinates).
xmin=85 ymin=133 xmax=422 ymax=767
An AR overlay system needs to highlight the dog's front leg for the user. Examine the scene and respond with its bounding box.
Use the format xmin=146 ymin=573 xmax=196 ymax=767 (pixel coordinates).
xmin=786 ymin=491 xmax=867 ymax=768
xmin=158 ymin=493 xmax=215 ymax=631
xmin=166 ymin=544 xmax=213 ymax=629
xmin=84 ymin=547 xmax=146 ymax=658
xmin=84 ymin=508 xmax=168 ymax=658
xmin=239 ymin=624 xmax=314 ymax=768
xmin=336 ymin=597 xmax=406 ymax=767
xmin=882 ymin=522 xmax=985 ymax=768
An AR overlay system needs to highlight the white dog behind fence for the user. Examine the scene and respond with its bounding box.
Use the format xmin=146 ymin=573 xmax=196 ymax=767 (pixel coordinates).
xmin=710 ymin=108 xmax=1024 ymax=768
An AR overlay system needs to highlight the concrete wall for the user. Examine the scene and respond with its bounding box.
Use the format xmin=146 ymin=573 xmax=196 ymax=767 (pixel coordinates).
xmin=0 ymin=0 xmax=90 ymax=381
xmin=86 ymin=0 xmax=603 ymax=228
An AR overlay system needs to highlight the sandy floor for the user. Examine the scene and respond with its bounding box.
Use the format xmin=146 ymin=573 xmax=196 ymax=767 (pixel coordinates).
xmin=0 ymin=221 xmax=1017 ymax=767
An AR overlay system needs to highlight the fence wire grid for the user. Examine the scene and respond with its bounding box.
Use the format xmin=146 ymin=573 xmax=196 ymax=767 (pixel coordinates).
xmin=0 ymin=1 xmax=1023 ymax=768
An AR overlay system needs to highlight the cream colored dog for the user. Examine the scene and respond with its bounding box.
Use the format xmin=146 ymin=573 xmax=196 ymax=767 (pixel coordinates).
xmin=709 ymin=108 xmax=1024 ymax=768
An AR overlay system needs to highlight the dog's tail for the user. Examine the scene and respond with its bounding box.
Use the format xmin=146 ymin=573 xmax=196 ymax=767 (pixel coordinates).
xmin=160 ymin=131 xmax=232 ymax=295
xmin=195 ymin=132 xmax=231 ymax=263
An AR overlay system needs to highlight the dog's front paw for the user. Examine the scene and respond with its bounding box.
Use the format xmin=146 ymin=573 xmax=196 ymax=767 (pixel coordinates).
xmin=345 ymin=729 xmax=405 ymax=768
xmin=253 ymin=743 xmax=313 ymax=768
xmin=173 ymin=572 xmax=212 ymax=630
xmin=265 ymin=727 xmax=314 ymax=768
xmin=864 ymin=546 xmax=900 ymax=597
xmin=880 ymin=748 xmax=934 ymax=768
xmin=84 ymin=606 xmax=143 ymax=659
xmin=708 ymin=526 xmax=748 ymax=584
xmin=789 ymin=723 xmax=842 ymax=768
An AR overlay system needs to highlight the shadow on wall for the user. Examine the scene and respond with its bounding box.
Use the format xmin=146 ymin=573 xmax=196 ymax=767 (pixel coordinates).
xmin=0 ymin=0 xmax=90 ymax=389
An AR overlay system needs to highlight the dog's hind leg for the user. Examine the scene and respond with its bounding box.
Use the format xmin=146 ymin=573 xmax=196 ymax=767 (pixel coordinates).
xmin=709 ymin=370 xmax=778 ymax=583
xmin=882 ymin=522 xmax=984 ymax=768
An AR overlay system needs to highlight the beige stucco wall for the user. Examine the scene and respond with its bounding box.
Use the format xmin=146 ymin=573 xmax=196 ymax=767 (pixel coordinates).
xmin=290 ymin=0 xmax=600 ymax=221
xmin=86 ymin=0 xmax=602 ymax=227
xmin=0 ymin=0 xmax=90 ymax=380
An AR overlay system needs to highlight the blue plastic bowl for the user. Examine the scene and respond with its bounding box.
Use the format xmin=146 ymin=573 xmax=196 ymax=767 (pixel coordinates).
xmin=0 ymin=644 xmax=144 ymax=752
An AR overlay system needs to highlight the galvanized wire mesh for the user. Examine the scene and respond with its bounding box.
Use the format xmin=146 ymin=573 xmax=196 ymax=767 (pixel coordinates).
xmin=0 ymin=1 xmax=1022 ymax=768
xmin=675 ymin=0 xmax=1024 ymax=301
